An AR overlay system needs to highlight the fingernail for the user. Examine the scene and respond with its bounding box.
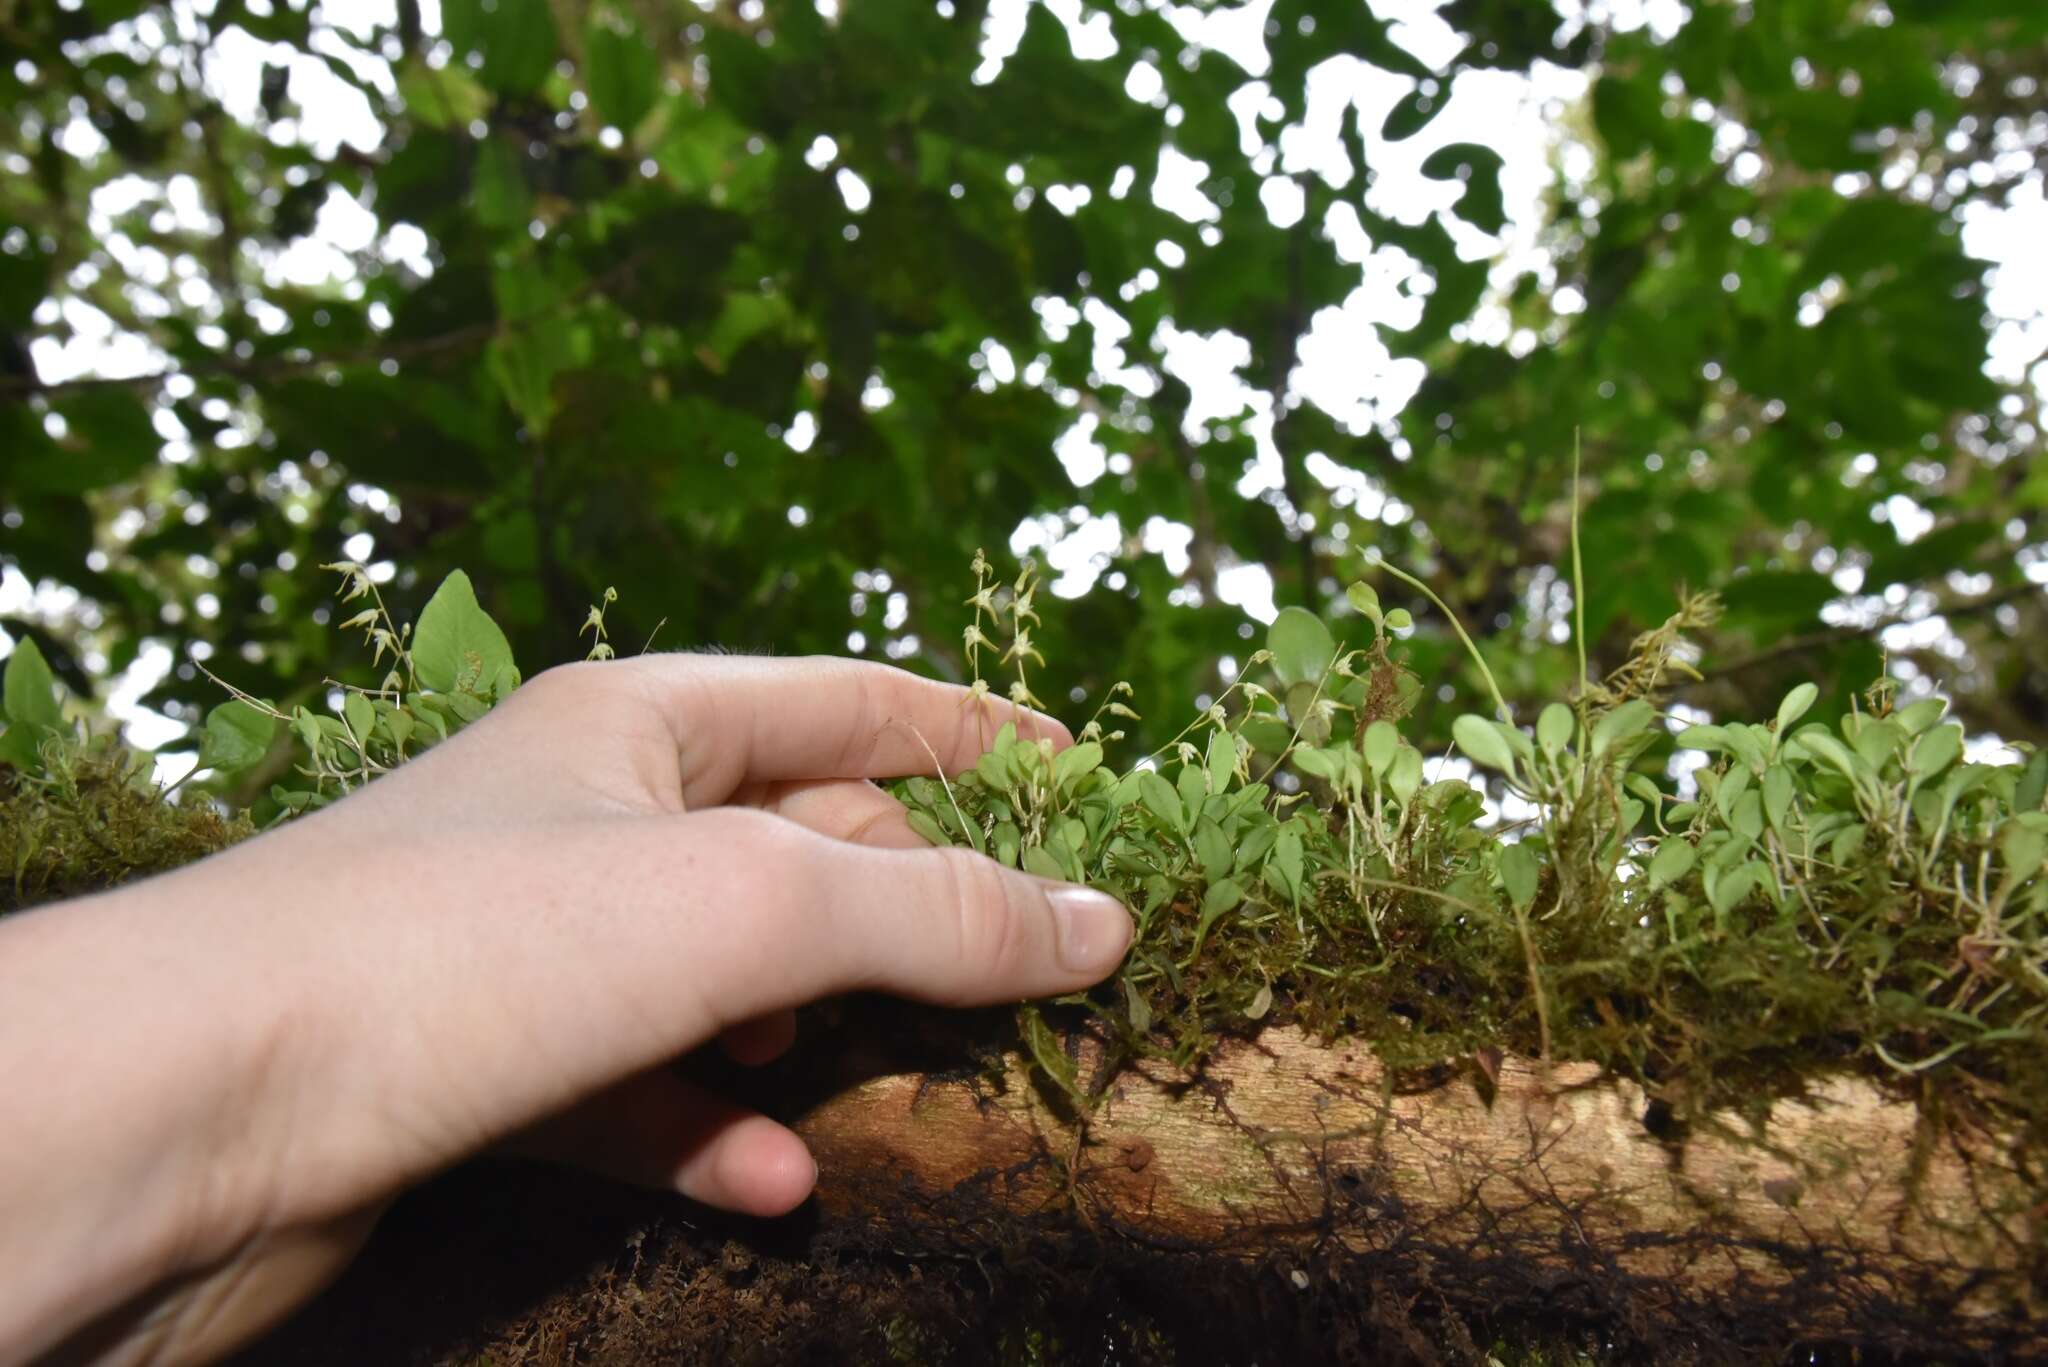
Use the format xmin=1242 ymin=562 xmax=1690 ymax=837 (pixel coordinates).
xmin=1047 ymin=887 xmax=1132 ymax=976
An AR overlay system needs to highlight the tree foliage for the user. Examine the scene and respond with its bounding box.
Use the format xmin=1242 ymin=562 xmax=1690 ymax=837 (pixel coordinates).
xmin=1 ymin=0 xmax=2043 ymax=755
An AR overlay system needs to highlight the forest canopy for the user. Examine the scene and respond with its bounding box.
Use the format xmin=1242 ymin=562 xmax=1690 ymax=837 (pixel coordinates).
xmin=0 ymin=0 xmax=2043 ymax=763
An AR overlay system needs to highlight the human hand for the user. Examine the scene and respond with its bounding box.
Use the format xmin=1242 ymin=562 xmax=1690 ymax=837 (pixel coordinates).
xmin=0 ymin=656 xmax=1131 ymax=1364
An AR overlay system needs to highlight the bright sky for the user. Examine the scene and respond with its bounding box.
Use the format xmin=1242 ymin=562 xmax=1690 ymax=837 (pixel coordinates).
xmin=4 ymin=0 xmax=2044 ymax=775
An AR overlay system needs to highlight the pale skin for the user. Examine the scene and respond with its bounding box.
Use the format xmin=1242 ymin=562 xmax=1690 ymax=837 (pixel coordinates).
xmin=0 ymin=655 xmax=1132 ymax=1365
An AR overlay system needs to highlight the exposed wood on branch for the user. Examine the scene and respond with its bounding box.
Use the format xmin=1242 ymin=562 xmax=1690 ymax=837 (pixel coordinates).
xmin=793 ymin=1024 xmax=2040 ymax=1356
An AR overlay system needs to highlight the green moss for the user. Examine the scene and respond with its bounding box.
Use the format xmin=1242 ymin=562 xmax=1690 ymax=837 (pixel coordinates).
xmin=0 ymin=735 xmax=253 ymax=914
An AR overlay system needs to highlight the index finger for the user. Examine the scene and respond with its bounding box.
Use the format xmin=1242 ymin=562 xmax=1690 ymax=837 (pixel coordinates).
xmin=618 ymin=654 xmax=1073 ymax=807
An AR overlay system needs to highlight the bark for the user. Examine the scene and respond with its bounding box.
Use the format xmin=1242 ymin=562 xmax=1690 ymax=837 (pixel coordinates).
xmin=792 ymin=1021 xmax=2043 ymax=1357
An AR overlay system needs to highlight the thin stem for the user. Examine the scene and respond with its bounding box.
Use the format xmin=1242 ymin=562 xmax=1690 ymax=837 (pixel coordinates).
xmin=1515 ymin=901 xmax=1554 ymax=1061
xmin=1372 ymin=561 xmax=1513 ymax=723
xmin=1571 ymin=428 xmax=1588 ymax=698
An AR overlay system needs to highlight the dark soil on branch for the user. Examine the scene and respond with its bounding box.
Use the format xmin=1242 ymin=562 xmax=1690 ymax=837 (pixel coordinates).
xmin=233 ymin=1156 xmax=2029 ymax=1367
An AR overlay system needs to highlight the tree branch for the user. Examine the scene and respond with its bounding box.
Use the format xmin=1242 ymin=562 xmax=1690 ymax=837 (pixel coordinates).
xmin=0 ymin=249 xmax=655 ymax=401
xmin=1682 ymin=580 xmax=2040 ymax=688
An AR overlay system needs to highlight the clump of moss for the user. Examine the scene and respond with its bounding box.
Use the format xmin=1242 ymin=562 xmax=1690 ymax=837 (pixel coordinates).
xmin=0 ymin=735 xmax=253 ymax=914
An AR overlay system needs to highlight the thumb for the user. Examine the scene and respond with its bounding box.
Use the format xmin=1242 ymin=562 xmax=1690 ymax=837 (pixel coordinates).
xmin=677 ymin=809 xmax=1131 ymax=1016
xmin=824 ymin=838 xmax=1134 ymax=1007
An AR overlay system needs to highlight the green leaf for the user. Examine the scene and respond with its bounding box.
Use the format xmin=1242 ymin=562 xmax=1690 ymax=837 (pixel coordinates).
xmin=1123 ymin=978 xmax=1153 ymax=1034
xmin=1053 ymin=740 xmax=1102 ymax=791
xmin=396 ymin=56 xmax=490 ymax=130
xmin=584 ymin=15 xmax=660 ymax=132
xmin=1290 ymin=744 xmax=1341 ymax=781
xmin=1020 ymin=1006 xmax=1085 ymax=1109
xmin=1193 ymin=817 xmax=1234 ymax=884
xmin=2000 ymin=820 xmax=2045 ymax=881
xmin=1590 ymin=699 xmax=1654 ymax=758
xmin=1452 ymin=713 xmax=1516 ymax=774
xmin=1137 ymin=769 xmax=1182 ymax=832
xmin=1244 ymin=982 xmax=1274 ymax=1022
xmin=1381 ymin=85 xmax=1438 ymax=142
xmin=1284 ymin=682 xmax=1325 ymax=739
xmin=342 ymin=692 xmax=375 ymax=745
xmin=1536 ymin=703 xmax=1574 ymax=758
xmin=1775 ymin=682 xmax=1819 ymax=736
xmin=906 ymin=809 xmax=948 ymax=848
xmin=471 ymin=137 xmax=532 ymax=232
xmin=1267 ymin=826 xmax=1304 ymax=903
xmin=1173 ymin=760 xmax=1205 ymax=829
xmin=1498 ymin=841 xmax=1539 ymax=911
xmin=1361 ymin=720 xmax=1398 ymax=777
xmin=1854 ymin=719 xmax=1906 ymax=773
xmin=1345 ymin=581 xmax=1381 ymax=623
xmin=1386 ymin=744 xmax=1424 ymax=805
xmin=407 ymin=693 xmax=450 ymax=742
xmin=1731 ymin=790 xmax=1764 ymax=841
xmin=1714 ymin=766 xmax=1752 ymax=824
xmin=487 ymin=321 xmax=589 ymax=437
xmin=444 ymin=0 xmax=558 ymax=95
xmin=1799 ymin=732 xmax=1864 ymax=786
xmin=1726 ymin=725 xmax=1770 ymax=774
xmin=1418 ymin=142 xmax=1507 ymax=234
xmin=412 ymin=570 xmax=518 ymax=697
xmin=1267 ymin=607 xmax=1335 ymax=689
xmin=1647 ymin=838 xmax=1697 ymax=889
xmin=1233 ymin=819 xmax=1279 ymax=873
xmin=270 ymin=784 xmax=313 ymax=814
xmin=3 ymin=637 xmax=63 ymax=733
xmin=1894 ymin=698 xmax=1947 ymax=735
xmin=2019 ymin=750 xmax=2048 ymax=813
xmin=1382 ymin=607 xmax=1413 ymax=632
xmin=1907 ymin=724 xmax=1963 ymax=780
xmin=1022 ymin=844 xmax=1066 ymax=881
xmin=1707 ymin=860 xmax=1768 ymax=918
xmin=1761 ymin=764 xmax=1794 ymax=831
xmin=1677 ymin=724 xmax=1728 ymax=753
xmin=0 ymin=725 xmax=39 ymax=772
xmin=1204 ymin=729 xmax=1237 ymax=795
xmin=970 ymin=750 xmax=1011 ymax=791
xmin=701 ymin=291 xmax=788 ymax=366
xmin=1191 ymin=877 xmax=1244 ymax=957
xmin=198 ymin=700 xmax=276 ymax=774
xmin=1240 ymin=715 xmax=1292 ymax=755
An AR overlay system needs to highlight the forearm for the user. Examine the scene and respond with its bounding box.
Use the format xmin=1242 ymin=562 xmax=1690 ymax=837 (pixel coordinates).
xmin=0 ymin=870 xmax=294 ymax=1362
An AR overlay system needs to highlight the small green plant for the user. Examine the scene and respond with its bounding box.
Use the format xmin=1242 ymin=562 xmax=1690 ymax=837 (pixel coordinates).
xmin=192 ymin=563 xmax=522 ymax=815
xmin=0 ymin=636 xmax=68 ymax=775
